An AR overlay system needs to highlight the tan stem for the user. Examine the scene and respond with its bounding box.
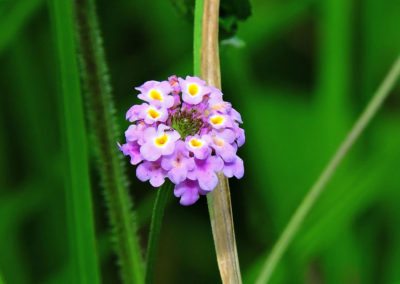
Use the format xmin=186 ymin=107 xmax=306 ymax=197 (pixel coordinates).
xmin=201 ymin=0 xmax=242 ymax=283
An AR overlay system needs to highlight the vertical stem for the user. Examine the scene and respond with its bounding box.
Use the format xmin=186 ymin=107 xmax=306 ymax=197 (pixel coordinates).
xmin=255 ymin=56 xmax=400 ymax=284
xmin=195 ymin=0 xmax=242 ymax=282
xmin=145 ymin=182 xmax=172 ymax=284
xmin=316 ymin=0 xmax=352 ymax=148
xmin=49 ymin=0 xmax=101 ymax=283
xmin=73 ymin=0 xmax=145 ymax=283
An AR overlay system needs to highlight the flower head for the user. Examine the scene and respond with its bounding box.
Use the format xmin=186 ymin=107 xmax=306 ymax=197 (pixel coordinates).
xmin=119 ymin=76 xmax=245 ymax=205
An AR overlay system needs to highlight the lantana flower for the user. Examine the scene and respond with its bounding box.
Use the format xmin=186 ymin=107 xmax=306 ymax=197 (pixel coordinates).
xmin=120 ymin=75 xmax=245 ymax=205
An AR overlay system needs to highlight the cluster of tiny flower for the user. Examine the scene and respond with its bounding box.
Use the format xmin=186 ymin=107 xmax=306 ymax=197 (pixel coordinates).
xmin=119 ymin=75 xmax=245 ymax=205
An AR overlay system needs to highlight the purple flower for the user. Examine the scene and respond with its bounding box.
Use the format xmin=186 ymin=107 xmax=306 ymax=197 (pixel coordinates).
xmin=174 ymin=179 xmax=206 ymax=206
xmin=126 ymin=103 xmax=147 ymax=122
xmin=119 ymin=141 xmax=142 ymax=165
xmin=120 ymin=75 xmax=245 ymax=205
xmin=185 ymin=135 xmax=211 ymax=159
xmin=136 ymin=159 xmax=167 ymax=187
xmin=140 ymin=124 xmax=180 ymax=161
xmin=161 ymin=141 xmax=195 ymax=184
xmin=136 ymin=80 xmax=174 ymax=109
xmin=222 ymin=156 xmax=244 ymax=179
xmin=187 ymin=156 xmax=224 ymax=191
xmin=179 ymin=76 xmax=210 ymax=105
xmin=208 ymin=113 xmax=233 ymax=129
xmin=141 ymin=104 xmax=168 ymax=124
xmin=206 ymin=129 xmax=237 ymax=162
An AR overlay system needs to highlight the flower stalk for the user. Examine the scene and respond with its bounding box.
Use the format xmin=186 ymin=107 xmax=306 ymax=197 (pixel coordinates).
xmin=195 ymin=0 xmax=243 ymax=282
xmin=73 ymin=0 xmax=144 ymax=283
xmin=145 ymin=182 xmax=172 ymax=284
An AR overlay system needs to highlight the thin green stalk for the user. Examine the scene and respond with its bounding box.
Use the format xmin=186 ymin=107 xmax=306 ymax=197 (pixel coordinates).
xmin=145 ymin=182 xmax=172 ymax=284
xmin=194 ymin=0 xmax=242 ymax=283
xmin=49 ymin=0 xmax=101 ymax=283
xmin=255 ymin=55 xmax=400 ymax=284
xmin=193 ymin=0 xmax=204 ymax=76
xmin=72 ymin=0 xmax=144 ymax=283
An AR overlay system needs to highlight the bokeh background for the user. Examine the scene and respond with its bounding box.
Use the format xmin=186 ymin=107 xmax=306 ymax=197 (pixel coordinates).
xmin=1 ymin=0 xmax=400 ymax=283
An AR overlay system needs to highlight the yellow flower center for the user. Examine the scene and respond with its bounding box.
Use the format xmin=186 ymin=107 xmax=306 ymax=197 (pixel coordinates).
xmin=189 ymin=138 xmax=203 ymax=148
xmin=154 ymin=134 xmax=169 ymax=147
xmin=147 ymin=108 xmax=160 ymax=119
xmin=149 ymin=89 xmax=163 ymax=101
xmin=210 ymin=115 xmax=224 ymax=126
xmin=188 ymin=84 xmax=199 ymax=96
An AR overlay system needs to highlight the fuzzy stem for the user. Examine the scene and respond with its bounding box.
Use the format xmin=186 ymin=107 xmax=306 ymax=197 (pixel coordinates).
xmin=49 ymin=0 xmax=101 ymax=282
xmin=73 ymin=0 xmax=144 ymax=283
xmin=145 ymin=182 xmax=173 ymax=284
xmin=256 ymin=55 xmax=400 ymax=284
xmin=194 ymin=0 xmax=243 ymax=282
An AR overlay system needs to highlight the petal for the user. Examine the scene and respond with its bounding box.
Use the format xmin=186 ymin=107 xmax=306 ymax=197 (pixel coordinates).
xmin=168 ymin=167 xmax=187 ymax=184
xmin=174 ymin=180 xmax=201 ymax=206
xmin=150 ymin=172 xmax=166 ymax=187
xmin=197 ymin=171 xmax=218 ymax=191
xmin=136 ymin=162 xmax=150 ymax=182
xmin=140 ymin=143 xmax=161 ymax=161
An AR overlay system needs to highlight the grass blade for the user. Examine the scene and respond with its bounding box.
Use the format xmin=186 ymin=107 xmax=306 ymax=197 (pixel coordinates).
xmin=255 ymin=55 xmax=400 ymax=284
xmin=48 ymin=0 xmax=101 ymax=283
xmin=73 ymin=0 xmax=145 ymax=282
xmin=145 ymin=182 xmax=172 ymax=284
xmin=194 ymin=0 xmax=242 ymax=282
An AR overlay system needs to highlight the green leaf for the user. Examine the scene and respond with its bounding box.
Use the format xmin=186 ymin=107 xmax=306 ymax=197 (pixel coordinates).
xmin=48 ymin=0 xmax=101 ymax=282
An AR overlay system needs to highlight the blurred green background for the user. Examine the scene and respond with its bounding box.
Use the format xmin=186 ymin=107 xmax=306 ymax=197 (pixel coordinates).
xmin=1 ymin=0 xmax=400 ymax=283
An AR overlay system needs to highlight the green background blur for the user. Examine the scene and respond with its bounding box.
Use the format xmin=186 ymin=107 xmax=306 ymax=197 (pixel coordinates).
xmin=1 ymin=0 xmax=400 ymax=283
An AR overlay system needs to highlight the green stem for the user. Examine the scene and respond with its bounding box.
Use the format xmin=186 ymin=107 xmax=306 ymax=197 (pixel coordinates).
xmin=193 ymin=0 xmax=204 ymax=76
xmin=255 ymin=55 xmax=400 ymax=284
xmin=49 ymin=0 xmax=101 ymax=283
xmin=145 ymin=182 xmax=172 ymax=284
xmin=72 ymin=0 xmax=144 ymax=283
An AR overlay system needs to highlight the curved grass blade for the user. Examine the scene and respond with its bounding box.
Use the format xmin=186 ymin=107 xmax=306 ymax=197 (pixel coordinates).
xmin=255 ymin=55 xmax=400 ymax=284
xmin=194 ymin=0 xmax=242 ymax=282
xmin=72 ymin=0 xmax=144 ymax=283
xmin=48 ymin=0 xmax=101 ymax=283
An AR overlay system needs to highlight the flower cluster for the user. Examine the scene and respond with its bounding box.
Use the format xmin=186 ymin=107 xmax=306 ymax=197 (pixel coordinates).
xmin=119 ymin=76 xmax=245 ymax=205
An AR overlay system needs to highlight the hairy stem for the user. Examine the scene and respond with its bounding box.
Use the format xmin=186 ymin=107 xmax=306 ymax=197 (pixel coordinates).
xmin=73 ymin=0 xmax=144 ymax=283
xmin=145 ymin=182 xmax=172 ymax=284
xmin=49 ymin=0 xmax=101 ymax=282
xmin=194 ymin=0 xmax=242 ymax=282
xmin=256 ymin=55 xmax=400 ymax=284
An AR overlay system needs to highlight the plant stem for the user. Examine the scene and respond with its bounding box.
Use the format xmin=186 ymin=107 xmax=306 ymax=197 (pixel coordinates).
xmin=256 ymin=55 xmax=400 ymax=284
xmin=72 ymin=0 xmax=145 ymax=283
xmin=145 ymin=182 xmax=172 ymax=284
xmin=49 ymin=0 xmax=101 ymax=283
xmin=194 ymin=0 xmax=242 ymax=283
xmin=193 ymin=0 xmax=203 ymax=76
